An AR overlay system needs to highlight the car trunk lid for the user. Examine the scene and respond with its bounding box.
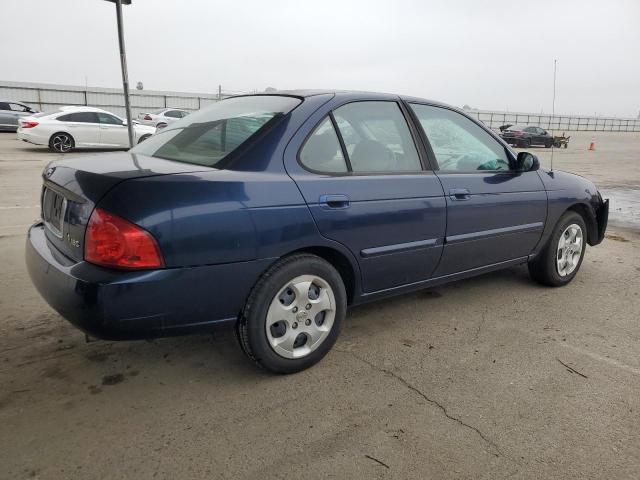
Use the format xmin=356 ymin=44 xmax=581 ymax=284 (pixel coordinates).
xmin=40 ymin=151 xmax=211 ymax=262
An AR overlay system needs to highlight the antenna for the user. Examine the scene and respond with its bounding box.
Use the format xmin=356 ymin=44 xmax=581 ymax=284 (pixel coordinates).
xmin=550 ymin=59 xmax=557 ymax=171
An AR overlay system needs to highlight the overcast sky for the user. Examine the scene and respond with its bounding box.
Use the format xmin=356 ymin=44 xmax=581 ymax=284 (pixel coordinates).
xmin=2 ymin=0 xmax=639 ymax=117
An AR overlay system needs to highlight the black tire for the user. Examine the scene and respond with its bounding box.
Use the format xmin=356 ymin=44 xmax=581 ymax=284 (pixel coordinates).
xmin=528 ymin=211 xmax=587 ymax=287
xmin=137 ymin=134 xmax=151 ymax=144
xmin=155 ymin=123 xmax=167 ymax=130
xmin=48 ymin=132 xmax=75 ymax=153
xmin=545 ymin=140 xmax=552 ymax=148
xmin=236 ymin=253 xmax=347 ymax=374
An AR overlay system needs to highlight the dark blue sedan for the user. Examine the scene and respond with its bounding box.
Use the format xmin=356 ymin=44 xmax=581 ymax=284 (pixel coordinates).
xmin=26 ymin=91 xmax=609 ymax=373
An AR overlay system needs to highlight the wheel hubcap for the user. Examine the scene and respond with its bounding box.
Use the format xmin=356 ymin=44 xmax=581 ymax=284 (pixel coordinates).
xmin=266 ymin=274 xmax=336 ymax=359
xmin=52 ymin=135 xmax=71 ymax=152
xmin=556 ymin=223 xmax=583 ymax=277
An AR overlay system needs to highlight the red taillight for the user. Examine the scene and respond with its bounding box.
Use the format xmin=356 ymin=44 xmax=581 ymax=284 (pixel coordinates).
xmin=514 ymin=131 xmax=524 ymax=136
xmin=85 ymin=208 xmax=164 ymax=270
xmin=144 ymin=114 xmax=152 ymax=120
xmin=21 ymin=121 xmax=39 ymax=129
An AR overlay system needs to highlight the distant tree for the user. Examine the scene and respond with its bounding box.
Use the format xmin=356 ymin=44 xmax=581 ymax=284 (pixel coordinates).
xmin=265 ymin=87 xmax=278 ymax=93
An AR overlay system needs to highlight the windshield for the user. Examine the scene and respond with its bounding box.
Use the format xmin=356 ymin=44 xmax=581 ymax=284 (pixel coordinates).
xmin=131 ymin=96 xmax=301 ymax=167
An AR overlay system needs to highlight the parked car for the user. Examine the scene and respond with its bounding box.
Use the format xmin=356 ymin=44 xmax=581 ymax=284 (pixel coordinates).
xmin=26 ymin=91 xmax=609 ymax=373
xmin=500 ymin=125 xmax=554 ymax=148
xmin=0 ymin=100 xmax=38 ymax=132
xmin=17 ymin=106 xmax=156 ymax=152
xmin=137 ymin=108 xmax=190 ymax=129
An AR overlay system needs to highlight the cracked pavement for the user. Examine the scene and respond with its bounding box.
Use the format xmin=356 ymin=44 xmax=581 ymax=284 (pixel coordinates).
xmin=1 ymin=131 xmax=640 ymax=479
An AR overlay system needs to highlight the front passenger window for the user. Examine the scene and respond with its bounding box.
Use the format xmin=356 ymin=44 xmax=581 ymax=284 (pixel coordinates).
xmin=411 ymin=104 xmax=511 ymax=172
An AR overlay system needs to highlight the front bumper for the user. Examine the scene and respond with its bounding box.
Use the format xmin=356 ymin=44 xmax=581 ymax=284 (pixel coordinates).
xmin=594 ymin=197 xmax=609 ymax=245
xmin=26 ymin=223 xmax=273 ymax=340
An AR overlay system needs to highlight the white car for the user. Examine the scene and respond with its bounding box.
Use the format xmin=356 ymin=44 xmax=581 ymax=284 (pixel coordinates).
xmin=17 ymin=106 xmax=156 ymax=153
xmin=137 ymin=108 xmax=190 ymax=129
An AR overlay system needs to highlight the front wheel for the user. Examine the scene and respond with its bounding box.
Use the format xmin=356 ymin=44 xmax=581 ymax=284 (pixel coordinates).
xmin=137 ymin=134 xmax=151 ymax=144
xmin=236 ymin=254 xmax=346 ymax=374
xmin=49 ymin=133 xmax=74 ymax=153
xmin=528 ymin=211 xmax=587 ymax=286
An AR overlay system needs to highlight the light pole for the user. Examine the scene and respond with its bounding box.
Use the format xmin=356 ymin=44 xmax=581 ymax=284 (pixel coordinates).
xmin=105 ymin=0 xmax=134 ymax=148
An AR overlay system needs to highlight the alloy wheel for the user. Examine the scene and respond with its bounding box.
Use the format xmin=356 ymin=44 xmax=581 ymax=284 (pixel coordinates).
xmin=556 ymin=223 xmax=583 ymax=276
xmin=52 ymin=134 xmax=72 ymax=153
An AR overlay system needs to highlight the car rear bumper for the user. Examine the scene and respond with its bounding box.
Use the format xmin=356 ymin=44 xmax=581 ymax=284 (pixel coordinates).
xmin=26 ymin=223 xmax=274 ymax=340
xmin=17 ymin=129 xmax=47 ymax=145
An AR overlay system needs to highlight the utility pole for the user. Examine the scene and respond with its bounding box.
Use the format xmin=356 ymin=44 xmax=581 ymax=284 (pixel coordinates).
xmin=105 ymin=0 xmax=134 ymax=148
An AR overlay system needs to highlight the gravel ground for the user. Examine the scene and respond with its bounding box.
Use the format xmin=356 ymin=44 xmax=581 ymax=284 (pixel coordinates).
xmin=0 ymin=131 xmax=638 ymax=479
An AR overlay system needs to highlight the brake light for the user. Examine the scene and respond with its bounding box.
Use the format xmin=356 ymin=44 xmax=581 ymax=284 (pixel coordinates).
xmin=85 ymin=208 xmax=164 ymax=270
xmin=144 ymin=114 xmax=152 ymax=120
xmin=21 ymin=121 xmax=39 ymax=128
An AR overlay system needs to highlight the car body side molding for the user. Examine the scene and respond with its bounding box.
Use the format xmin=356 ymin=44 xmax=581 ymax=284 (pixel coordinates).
xmin=360 ymin=238 xmax=439 ymax=258
xmin=446 ymin=222 xmax=544 ymax=244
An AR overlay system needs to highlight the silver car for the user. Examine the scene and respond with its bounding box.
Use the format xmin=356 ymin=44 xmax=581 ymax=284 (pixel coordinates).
xmin=137 ymin=108 xmax=190 ymax=129
xmin=0 ymin=101 xmax=38 ymax=132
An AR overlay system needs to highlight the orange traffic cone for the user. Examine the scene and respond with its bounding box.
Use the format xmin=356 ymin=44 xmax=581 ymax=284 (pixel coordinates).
xmin=588 ymin=137 xmax=596 ymax=151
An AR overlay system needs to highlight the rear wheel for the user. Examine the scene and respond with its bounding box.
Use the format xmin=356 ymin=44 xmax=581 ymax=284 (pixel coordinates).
xmin=155 ymin=122 xmax=167 ymax=130
xmin=236 ymin=254 xmax=346 ymax=374
xmin=138 ymin=134 xmax=151 ymax=144
xmin=49 ymin=132 xmax=74 ymax=153
xmin=528 ymin=211 xmax=586 ymax=286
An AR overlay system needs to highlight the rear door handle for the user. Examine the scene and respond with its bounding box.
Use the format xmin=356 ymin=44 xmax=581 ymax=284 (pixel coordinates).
xmin=449 ymin=188 xmax=471 ymax=201
xmin=319 ymin=194 xmax=351 ymax=209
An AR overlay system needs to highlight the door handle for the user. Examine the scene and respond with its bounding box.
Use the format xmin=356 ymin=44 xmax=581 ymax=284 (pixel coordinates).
xmin=449 ymin=188 xmax=471 ymax=201
xmin=319 ymin=194 xmax=351 ymax=209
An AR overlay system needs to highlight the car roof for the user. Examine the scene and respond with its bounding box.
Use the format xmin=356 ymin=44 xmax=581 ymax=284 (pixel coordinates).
xmin=58 ymin=106 xmax=118 ymax=115
xmin=247 ymin=89 xmax=456 ymax=110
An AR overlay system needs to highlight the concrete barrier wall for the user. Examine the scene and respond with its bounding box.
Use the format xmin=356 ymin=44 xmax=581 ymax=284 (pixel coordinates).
xmin=0 ymin=80 xmax=240 ymax=118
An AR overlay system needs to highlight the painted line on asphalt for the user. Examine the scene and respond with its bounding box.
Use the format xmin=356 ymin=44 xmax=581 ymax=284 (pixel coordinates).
xmin=560 ymin=342 xmax=640 ymax=377
xmin=0 ymin=205 xmax=39 ymax=210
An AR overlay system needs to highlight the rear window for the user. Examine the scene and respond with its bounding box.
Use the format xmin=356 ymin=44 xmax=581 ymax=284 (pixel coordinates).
xmin=131 ymin=96 xmax=301 ymax=167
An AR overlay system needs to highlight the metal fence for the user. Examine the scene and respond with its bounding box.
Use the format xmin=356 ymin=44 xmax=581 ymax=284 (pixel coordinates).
xmin=3 ymin=81 xmax=639 ymax=132
xmin=0 ymin=80 xmax=250 ymax=118
xmin=466 ymin=109 xmax=640 ymax=132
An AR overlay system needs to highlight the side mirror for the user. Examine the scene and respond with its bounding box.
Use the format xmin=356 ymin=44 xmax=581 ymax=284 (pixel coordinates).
xmin=516 ymin=152 xmax=540 ymax=172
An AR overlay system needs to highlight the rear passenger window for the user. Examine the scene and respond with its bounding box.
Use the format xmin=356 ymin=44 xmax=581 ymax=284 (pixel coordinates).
xmin=333 ymin=102 xmax=421 ymax=173
xmin=58 ymin=112 xmax=98 ymax=123
xmin=299 ymin=117 xmax=348 ymax=173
